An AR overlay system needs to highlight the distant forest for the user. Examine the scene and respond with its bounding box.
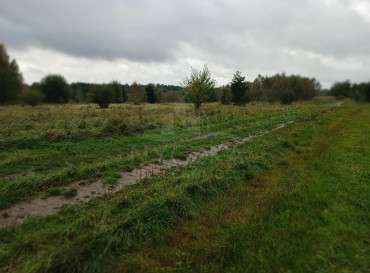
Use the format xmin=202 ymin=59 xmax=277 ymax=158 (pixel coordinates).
xmin=1 ymin=43 xmax=369 ymax=107
xmin=26 ymin=73 xmax=322 ymax=105
xmin=69 ymin=82 xmax=184 ymax=103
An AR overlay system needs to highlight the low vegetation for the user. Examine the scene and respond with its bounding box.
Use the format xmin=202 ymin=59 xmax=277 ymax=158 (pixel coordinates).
xmin=0 ymin=99 xmax=368 ymax=273
xmin=0 ymin=100 xmax=332 ymax=209
xmin=329 ymin=80 xmax=370 ymax=102
xmin=136 ymin=104 xmax=369 ymax=273
xmin=20 ymin=89 xmax=43 ymax=106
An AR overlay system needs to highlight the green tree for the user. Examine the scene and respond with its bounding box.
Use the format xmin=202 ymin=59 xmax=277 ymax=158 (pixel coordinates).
xmin=231 ymin=71 xmax=248 ymax=105
xmin=122 ymin=84 xmax=129 ymax=102
xmin=249 ymin=75 xmax=264 ymax=101
xmin=329 ymin=80 xmax=351 ymax=98
xmin=88 ymin=84 xmax=115 ymax=108
xmin=181 ymin=65 xmax=216 ymax=115
xmin=145 ymin=83 xmax=156 ymax=103
xmin=262 ymin=73 xmax=319 ymax=102
xmin=30 ymin=82 xmax=41 ymax=91
xmin=0 ymin=44 xmax=23 ymax=103
xmin=220 ymin=86 xmax=232 ymax=104
xmin=40 ymin=74 xmax=71 ymax=103
xmin=129 ymin=82 xmax=146 ymax=104
xmin=351 ymin=82 xmax=370 ymax=102
xmin=154 ymin=87 xmax=165 ymax=103
xmin=207 ymin=89 xmax=218 ymax=102
xmin=110 ymin=81 xmax=123 ymax=103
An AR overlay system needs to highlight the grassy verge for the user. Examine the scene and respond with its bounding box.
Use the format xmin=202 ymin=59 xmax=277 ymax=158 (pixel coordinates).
xmin=114 ymin=105 xmax=369 ymax=272
xmin=0 ymin=103 xmax=356 ymax=272
xmin=0 ymin=102 xmax=330 ymax=208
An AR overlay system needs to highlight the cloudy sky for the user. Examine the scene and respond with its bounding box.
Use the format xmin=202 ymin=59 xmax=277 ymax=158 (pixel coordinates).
xmin=1 ymin=0 xmax=369 ymax=88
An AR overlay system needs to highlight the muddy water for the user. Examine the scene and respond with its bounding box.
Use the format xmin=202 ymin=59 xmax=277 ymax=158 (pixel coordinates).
xmin=0 ymin=121 xmax=294 ymax=227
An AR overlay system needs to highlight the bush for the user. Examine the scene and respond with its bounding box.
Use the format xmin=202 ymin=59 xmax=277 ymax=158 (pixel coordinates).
xmin=280 ymin=90 xmax=296 ymax=105
xmin=102 ymin=115 xmax=144 ymax=136
xmin=40 ymin=74 xmax=71 ymax=103
xmin=21 ymin=89 xmax=43 ymax=106
xmin=88 ymin=84 xmax=116 ymax=108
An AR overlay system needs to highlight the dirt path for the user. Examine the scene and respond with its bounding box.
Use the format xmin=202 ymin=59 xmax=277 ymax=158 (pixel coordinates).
xmin=0 ymin=121 xmax=294 ymax=228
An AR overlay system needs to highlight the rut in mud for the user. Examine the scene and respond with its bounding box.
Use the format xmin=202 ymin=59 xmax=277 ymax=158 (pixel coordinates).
xmin=0 ymin=121 xmax=294 ymax=227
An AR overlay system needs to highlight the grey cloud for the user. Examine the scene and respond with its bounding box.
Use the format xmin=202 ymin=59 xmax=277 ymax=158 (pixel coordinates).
xmin=1 ymin=0 xmax=368 ymax=61
xmin=0 ymin=0 xmax=184 ymax=61
xmin=1 ymin=0 xmax=369 ymax=86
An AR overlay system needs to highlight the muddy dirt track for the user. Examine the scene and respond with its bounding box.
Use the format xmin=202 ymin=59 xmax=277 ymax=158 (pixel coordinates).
xmin=0 ymin=121 xmax=294 ymax=227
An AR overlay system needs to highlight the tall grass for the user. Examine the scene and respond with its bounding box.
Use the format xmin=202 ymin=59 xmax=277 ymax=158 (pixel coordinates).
xmin=0 ymin=101 xmax=331 ymax=208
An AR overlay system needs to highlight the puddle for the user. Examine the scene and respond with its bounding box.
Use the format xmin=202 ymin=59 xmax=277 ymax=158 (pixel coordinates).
xmin=0 ymin=121 xmax=294 ymax=227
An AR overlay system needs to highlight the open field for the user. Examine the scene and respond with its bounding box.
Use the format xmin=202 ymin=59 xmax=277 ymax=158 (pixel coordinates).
xmin=0 ymin=99 xmax=369 ymax=272
xmin=0 ymin=100 xmax=329 ymax=209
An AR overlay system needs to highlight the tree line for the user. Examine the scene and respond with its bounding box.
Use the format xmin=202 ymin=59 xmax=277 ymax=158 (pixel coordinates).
xmin=3 ymin=43 xmax=367 ymax=112
xmin=329 ymin=80 xmax=370 ymax=103
xmin=19 ymin=78 xmax=187 ymax=107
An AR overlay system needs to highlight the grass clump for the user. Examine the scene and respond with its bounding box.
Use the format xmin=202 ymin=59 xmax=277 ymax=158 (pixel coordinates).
xmin=103 ymin=171 xmax=121 ymax=184
xmin=45 ymin=188 xmax=62 ymax=197
xmin=61 ymin=188 xmax=77 ymax=198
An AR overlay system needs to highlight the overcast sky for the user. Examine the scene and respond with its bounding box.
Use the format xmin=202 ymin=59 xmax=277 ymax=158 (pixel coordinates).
xmin=1 ymin=0 xmax=369 ymax=88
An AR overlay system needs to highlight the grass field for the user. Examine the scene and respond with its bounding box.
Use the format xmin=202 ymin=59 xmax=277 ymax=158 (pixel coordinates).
xmin=0 ymin=99 xmax=368 ymax=272
xmin=0 ymin=100 xmax=328 ymax=209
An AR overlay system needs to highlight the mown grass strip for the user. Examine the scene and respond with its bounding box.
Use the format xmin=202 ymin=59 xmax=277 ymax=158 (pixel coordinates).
xmin=118 ymin=106 xmax=369 ymax=273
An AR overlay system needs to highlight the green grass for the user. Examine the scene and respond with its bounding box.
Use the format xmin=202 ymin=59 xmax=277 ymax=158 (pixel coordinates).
xmin=0 ymin=101 xmax=332 ymax=208
xmin=45 ymin=188 xmax=62 ymax=197
xmin=61 ymin=188 xmax=77 ymax=198
xmin=1 ymin=100 xmax=366 ymax=273
xmin=115 ymin=105 xmax=368 ymax=273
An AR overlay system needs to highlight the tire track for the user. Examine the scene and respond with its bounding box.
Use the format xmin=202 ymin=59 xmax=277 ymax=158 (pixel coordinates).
xmin=0 ymin=121 xmax=294 ymax=227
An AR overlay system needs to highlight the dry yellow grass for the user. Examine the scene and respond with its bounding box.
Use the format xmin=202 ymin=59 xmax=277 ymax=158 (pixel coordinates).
xmin=0 ymin=102 xmax=300 ymax=140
